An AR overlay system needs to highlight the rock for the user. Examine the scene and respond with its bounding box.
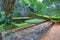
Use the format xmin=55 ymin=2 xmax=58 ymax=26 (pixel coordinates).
xmin=13 ymin=1 xmax=26 ymax=17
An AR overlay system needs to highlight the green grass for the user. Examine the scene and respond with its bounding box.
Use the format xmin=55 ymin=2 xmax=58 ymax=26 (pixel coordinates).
xmin=12 ymin=17 xmax=31 ymax=20
xmin=12 ymin=22 xmax=30 ymax=27
xmin=35 ymin=14 xmax=60 ymax=19
xmin=25 ymin=19 xmax=46 ymax=23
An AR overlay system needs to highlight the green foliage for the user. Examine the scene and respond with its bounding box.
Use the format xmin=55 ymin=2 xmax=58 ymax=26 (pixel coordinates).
xmin=0 ymin=11 xmax=5 ymax=22
xmin=0 ymin=0 xmax=60 ymax=30
xmin=25 ymin=19 xmax=45 ymax=23
xmin=12 ymin=17 xmax=31 ymax=20
xmin=0 ymin=24 xmax=5 ymax=30
xmin=41 ymin=0 xmax=60 ymax=19
xmin=19 ymin=0 xmax=60 ymax=19
xmin=0 ymin=0 xmax=30 ymax=30
xmin=12 ymin=22 xmax=30 ymax=27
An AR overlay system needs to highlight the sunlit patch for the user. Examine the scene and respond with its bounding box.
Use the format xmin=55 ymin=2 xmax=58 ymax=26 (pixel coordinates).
xmin=38 ymin=0 xmax=43 ymax=3
xmin=50 ymin=2 xmax=56 ymax=8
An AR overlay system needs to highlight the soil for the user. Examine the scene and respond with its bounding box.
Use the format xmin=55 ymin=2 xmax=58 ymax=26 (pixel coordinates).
xmin=36 ymin=23 xmax=60 ymax=40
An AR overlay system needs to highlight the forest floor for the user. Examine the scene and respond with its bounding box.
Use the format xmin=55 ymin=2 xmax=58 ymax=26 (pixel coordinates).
xmin=36 ymin=23 xmax=60 ymax=40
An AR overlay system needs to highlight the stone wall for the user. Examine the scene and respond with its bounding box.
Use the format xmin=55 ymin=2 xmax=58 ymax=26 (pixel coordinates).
xmin=0 ymin=22 xmax=52 ymax=40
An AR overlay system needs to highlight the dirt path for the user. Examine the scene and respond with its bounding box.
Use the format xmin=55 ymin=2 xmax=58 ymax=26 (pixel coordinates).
xmin=36 ymin=23 xmax=60 ymax=40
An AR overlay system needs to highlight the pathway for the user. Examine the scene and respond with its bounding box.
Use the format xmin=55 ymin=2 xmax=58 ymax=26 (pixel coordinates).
xmin=36 ymin=23 xmax=60 ymax=40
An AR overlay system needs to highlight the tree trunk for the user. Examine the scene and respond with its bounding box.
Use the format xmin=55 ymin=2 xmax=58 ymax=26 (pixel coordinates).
xmin=2 ymin=0 xmax=16 ymax=24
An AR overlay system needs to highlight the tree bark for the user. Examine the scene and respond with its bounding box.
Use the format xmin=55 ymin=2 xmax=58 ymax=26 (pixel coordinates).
xmin=2 ymin=0 xmax=16 ymax=24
